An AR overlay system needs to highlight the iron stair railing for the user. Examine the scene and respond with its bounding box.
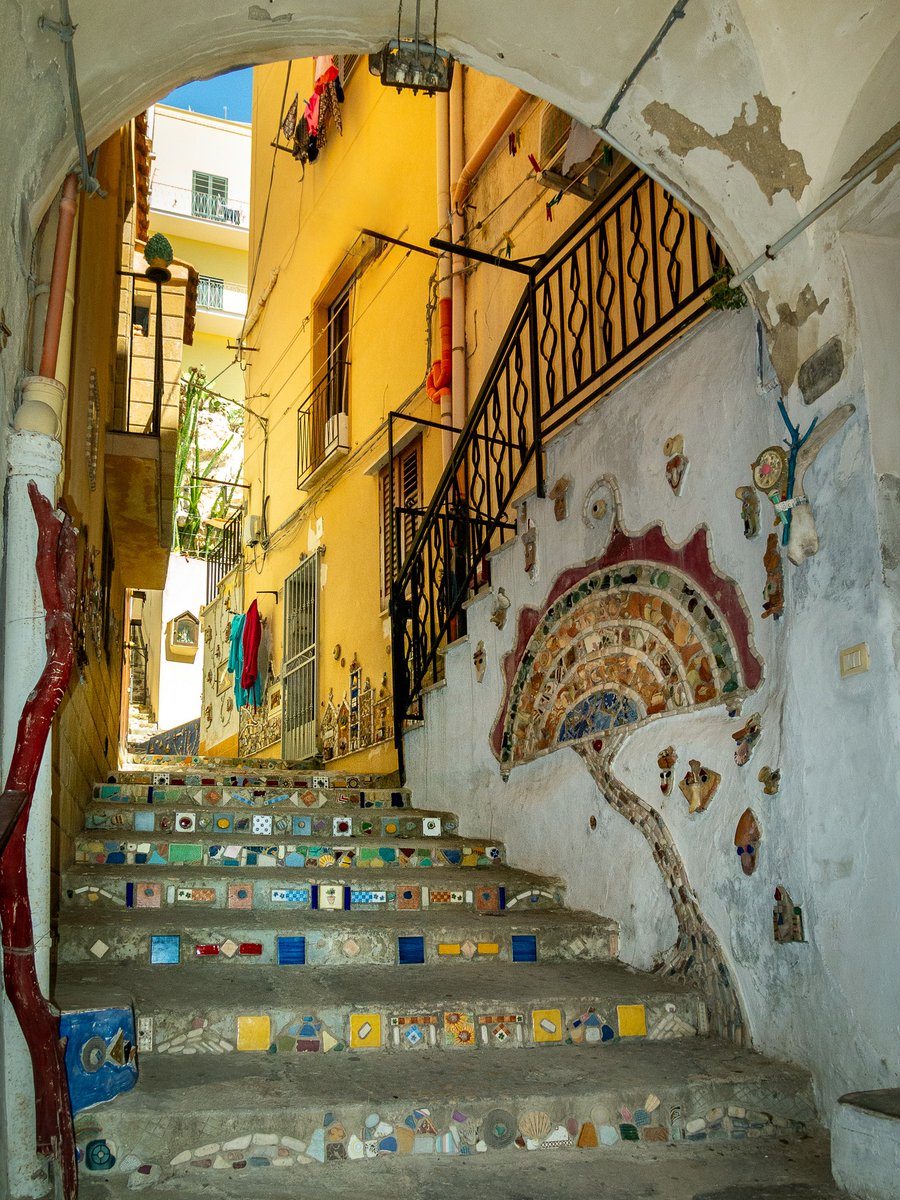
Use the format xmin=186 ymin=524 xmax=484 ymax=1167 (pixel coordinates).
xmin=390 ymin=166 xmax=724 ymax=775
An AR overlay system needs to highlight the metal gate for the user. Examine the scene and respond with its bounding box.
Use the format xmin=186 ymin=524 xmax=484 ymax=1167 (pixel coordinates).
xmin=282 ymin=552 xmax=321 ymax=762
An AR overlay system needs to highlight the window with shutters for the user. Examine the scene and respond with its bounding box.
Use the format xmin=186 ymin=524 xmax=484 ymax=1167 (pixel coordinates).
xmin=191 ymin=171 xmax=229 ymax=221
xmin=379 ymin=438 xmax=422 ymax=610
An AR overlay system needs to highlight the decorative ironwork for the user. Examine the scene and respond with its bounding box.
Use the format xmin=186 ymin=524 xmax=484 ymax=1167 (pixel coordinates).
xmin=390 ymin=167 xmax=725 ymax=768
xmin=206 ymin=508 xmax=242 ymax=604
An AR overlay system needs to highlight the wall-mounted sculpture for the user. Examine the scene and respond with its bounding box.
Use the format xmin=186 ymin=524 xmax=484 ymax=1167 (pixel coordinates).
xmin=734 ymin=809 xmax=761 ymax=876
xmin=758 ymin=765 xmax=780 ymax=795
xmin=734 ymin=486 xmax=760 ymax=539
xmin=473 ymin=641 xmax=486 ymax=683
xmin=773 ymin=887 xmax=805 ymax=943
xmin=753 ymin=403 xmax=855 ymax=565
xmin=663 ymin=435 xmax=689 ymax=495
xmin=658 ymin=746 xmax=677 ymax=795
xmin=678 ymin=760 xmax=721 ymax=813
xmin=522 ymin=525 xmax=537 ymax=577
xmin=549 ymin=476 xmax=572 ymax=521
xmin=761 ymin=533 xmax=784 ymax=620
xmin=732 ymin=713 xmax=761 ymax=766
xmin=490 ymin=587 xmax=511 ymax=630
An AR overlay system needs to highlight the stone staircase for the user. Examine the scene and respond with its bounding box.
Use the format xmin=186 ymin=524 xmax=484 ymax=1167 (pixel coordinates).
xmin=56 ymin=759 xmax=830 ymax=1196
xmin=125 ymin=702 xmax=158 ymax=748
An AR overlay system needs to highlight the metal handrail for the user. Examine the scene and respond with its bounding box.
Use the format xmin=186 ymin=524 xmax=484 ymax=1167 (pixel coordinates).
xmin=390 ymin=166 xmax=724 ymax=768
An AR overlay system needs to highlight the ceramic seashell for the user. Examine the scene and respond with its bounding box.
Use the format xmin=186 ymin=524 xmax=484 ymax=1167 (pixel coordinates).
xmin=518 ymin=1111 xmax=553 ymax=1143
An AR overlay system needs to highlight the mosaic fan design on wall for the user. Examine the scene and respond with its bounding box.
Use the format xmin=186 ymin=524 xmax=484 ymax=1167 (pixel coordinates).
xmin=492 ymin=524 xmax=762 ymax=769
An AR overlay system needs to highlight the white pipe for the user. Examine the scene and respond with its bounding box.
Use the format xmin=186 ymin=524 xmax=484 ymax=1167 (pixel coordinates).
xmin=450 ymin=71 xmax=467 ymax=440
xmin=435 ymin=90 xmax=453 ymax=465
xmin=729 ymin=136 xmax=900 ymax=288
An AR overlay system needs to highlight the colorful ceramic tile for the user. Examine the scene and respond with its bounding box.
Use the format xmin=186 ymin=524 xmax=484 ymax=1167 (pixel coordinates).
xmin=349 ymin=1013 xmax=382 ymax=1049
xmin=271 ymin=888 xmax=309 ymax=904
xmin=398 ymin=936 xmax=425 ymax=964
xmin=213 ymin=814 xmax=234 ymax=832
xmin=149 ymin=935 xmax=180 ymax=965
xmin=397 ymin=886 xmax=420 ymax=910
xmin=133 ymin=811 xmax=155 ymax=832
xmin=251 ymin=814 xmax=273 ymax=836
xmin=60 ymin=1006 xmax=138 ymax=1115
xmin=532 ymin=1009 xmax=564 ymax=1043
xmin=438 ymin=943 xmax=461 ymax=956
xmin=319 ymin=885 xmax=346 ymax=911
xmin=333 ymin=816 xmax=353 ymax=836
xmin=422 ymin=818 xmax=441 ymax=837
xmin=236 ymin=1015 xmax=271 ymax=1051
xmin=227 ymin=884 xmax=253 ymax=909
xmin=292 ymin=815 xmax=312 ymax=837
xmin=512 ymin=935 xmax=538 ymax=962
xmin=277 ymin=937 xmax=306 ymax=965
xmin=443 ymin=1011 xmax=476 ymax=1047
xmin=475 ymin=886 xmax=501 ymax=914
xmin=134 ymin=882 xmax=162 ymax=909
xmin=174 ymin=812 xmax=196 ymax=833
xmin=168 ymin=843 xmax=202 ymax=864
xmin=617 ymin=1004 xmax=647 ymax=1037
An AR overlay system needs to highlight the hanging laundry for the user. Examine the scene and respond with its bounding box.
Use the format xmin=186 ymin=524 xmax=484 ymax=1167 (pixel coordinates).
xmin=281 ymin=93 xmax=299 ymax=142
xmin=314 ymin=55 xmax=340 ymax=94
xmin=228 ymin=606 xmax=263 ymax=711
xmin=241 ymin=599 xmax=262 ymax=692
xmin=303 ymin=91 xmax=321 ymax=137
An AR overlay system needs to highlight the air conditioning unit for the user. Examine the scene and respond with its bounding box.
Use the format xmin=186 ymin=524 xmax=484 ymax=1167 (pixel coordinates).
xmin=324 ymin=412 xmax=350 ymax=459
xmin=243 ymin=513 xmax=262 ymax=548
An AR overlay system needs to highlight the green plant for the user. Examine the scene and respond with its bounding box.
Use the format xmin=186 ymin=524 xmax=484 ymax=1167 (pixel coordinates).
xmin=172 ymin=368 xmax=238 ymax=557
xmin=707 ymin=263 xmax=748 ymax=311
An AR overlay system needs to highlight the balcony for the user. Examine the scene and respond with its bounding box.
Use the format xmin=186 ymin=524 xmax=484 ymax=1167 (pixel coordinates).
xmin=195 ymin=277 xmax=248 ymax=338
xmin=297 ymin=358 xmax=350 ymax=487
xmin=149 ymin=181 xmax=249 ymax=248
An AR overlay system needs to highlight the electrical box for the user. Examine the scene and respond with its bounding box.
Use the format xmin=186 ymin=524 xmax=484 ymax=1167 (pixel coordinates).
xmin=243 ymin=514 xmax=262 ymax=548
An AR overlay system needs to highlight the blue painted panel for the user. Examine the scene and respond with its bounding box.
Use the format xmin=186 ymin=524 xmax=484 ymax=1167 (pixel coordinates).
xmin=59 ymin=1006 xmax=138 ymax=1114
xmin=512 ymin=934 xmax=537 ymax=962
xmin=398 ymin=936 xmax=425 ymax=964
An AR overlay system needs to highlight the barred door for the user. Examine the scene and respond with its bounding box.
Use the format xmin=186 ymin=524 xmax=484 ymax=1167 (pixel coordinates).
xmin=282 ymin=552 xmax=320 ymax=761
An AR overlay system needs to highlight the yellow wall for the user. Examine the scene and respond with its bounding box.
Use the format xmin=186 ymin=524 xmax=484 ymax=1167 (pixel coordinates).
xmin=224 ymin=58 xmax=444 ymax=770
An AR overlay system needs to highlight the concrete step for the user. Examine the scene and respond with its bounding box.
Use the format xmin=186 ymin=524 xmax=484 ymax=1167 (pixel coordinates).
xmin=62 ymin=863 xmax=565 ymax=915
xmin=57 ymin=905 xmax=614 ymax=968
xmin=73 ymin=833 xmax=505 ymax=872
xmin=92 ymin=782 xmax=411 ymax=809
xmin=67 ymin=1038 xmax=818 ymax=1184
xmin=83 ymin=803 xmax=451 ymax=840
xmin=75 ymin=1136 xmax=841 ymax=1200
xmin=55 ymin=960 xmax=701 ymax=1058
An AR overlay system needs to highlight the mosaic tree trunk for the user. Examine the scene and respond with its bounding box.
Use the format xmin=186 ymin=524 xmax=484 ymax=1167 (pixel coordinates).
xmin=0 ymin=483 xmax=78 ymax=1199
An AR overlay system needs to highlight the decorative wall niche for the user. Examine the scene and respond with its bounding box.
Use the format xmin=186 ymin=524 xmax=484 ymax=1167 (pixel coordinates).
xmin=773 ymin=887 xmax=805 ymax=943
xmin=658 ymin=746 xmax=677 ymax=795
xmin=165 ymin=611 xmax=200 ymax=663
xmin=678 ymin=759 xmax=721 ymax=813
xmin=734 ymin=809 xmax=761 ymax=875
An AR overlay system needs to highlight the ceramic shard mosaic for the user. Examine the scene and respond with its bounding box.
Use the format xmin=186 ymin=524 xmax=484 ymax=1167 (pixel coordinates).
xmin=492 ymin=524 xmax=761 ymax=769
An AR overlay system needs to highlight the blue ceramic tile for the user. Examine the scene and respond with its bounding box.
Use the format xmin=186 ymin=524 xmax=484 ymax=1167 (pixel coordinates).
xmin=293 ymin=815 xmax=312 ymax=836
xmin=133 ymin=811 xmax=155 ymax=832
xmin=498 ymin=886 xmax=506 ymax=910
xmin=277 ymin=936 xmax=306 ymax=965
xmin=150 ymin=935 xmax=180 ymax=965
xmin=512 ymin=935 xmax=537 ymax=962
xmin=125 ymin=883 xmax=135 ymax=908
xmin=60 ymin=1006 xmax=137 ymax=1114
xmin=398 ymin=936 xmax=425 ymax=965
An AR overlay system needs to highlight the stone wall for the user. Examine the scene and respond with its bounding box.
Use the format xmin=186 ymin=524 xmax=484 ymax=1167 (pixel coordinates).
xmin=406 ymin=305 xmax=900 ymax=1122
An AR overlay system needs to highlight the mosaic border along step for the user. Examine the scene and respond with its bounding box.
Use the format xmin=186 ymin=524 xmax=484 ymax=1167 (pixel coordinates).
xmin=92 ymin=783 xmax=412 ymax=810
xmin=62 ymin=873 xmax=565 ymax=915
xmin=73 ymin=1044 xmax=817 ymax=1181
xmin=73 ymin=838 xmax=504 ymax=872
xmin=83 ymin=805 xmax=453 ymax=840
xmin=58 ymin=914 xmax=616 ymax=968
xmin=107 ymin=767 xmax=398 ymax=789
xmin=130 ymin=994 xmax=702 ymax=1057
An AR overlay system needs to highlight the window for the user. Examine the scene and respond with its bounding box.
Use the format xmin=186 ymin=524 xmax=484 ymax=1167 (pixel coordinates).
xmin=379 ymin=438 xmax=422 ymax=609
xmin=192 ymin=171 xmax=228 ymax=221
xmin=327 ymin=278 xmax=352 ymax=418
xmin=197 ymin=275 xmax=225 ymax=310
xmin=132 ymin=299 xmax=150 ymax=336
xmin=282 ymin=554 xmax=321 ymax=762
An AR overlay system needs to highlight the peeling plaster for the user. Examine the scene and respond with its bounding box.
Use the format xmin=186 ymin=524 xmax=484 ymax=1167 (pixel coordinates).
xmin=642 ymin=94 xmax=812 ymax=205
xmin=765 ymin=285 xmax=830 ymax=390
xmin=842 ymin=119 xmax=900 ymax=186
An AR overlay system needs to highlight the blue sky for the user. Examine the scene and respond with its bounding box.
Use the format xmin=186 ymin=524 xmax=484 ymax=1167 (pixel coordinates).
xmin=163 ymin=68 xmax=254 ymax=124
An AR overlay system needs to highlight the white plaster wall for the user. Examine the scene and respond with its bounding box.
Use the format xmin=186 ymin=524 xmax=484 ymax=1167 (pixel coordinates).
xmin=152 ymin=554 xmax=207 ymax=732
xmin=406 ymin=306 xmax=900 ymax=1122
xmin=149 ymin=106 xmax=251 ymax=208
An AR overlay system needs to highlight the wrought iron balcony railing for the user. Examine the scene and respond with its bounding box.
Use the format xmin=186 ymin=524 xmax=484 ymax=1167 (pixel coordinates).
xmin=296 ymin=358 xmax=350 ymax=486
xmin=197 ymin=276 xmax=248 ymax=315
xmin=150 ymin=181 xmax=250 ymax=228
xmin=206 ymin=508 xmax=243 ymax=604
xmin=390 ymin=166 xmax=724 ymax=771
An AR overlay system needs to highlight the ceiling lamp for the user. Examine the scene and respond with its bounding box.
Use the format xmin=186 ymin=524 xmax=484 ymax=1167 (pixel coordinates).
xmin=369 ymin=0 xmax=454 ymax=95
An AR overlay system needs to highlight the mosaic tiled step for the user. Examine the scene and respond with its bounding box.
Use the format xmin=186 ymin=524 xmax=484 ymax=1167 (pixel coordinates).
xmin=55 ymin=961 xmax=702 ymax=1056
xmin=57 ymin=907 xmax=615 ymax=968
xmin=62 ymin=864 xmax=564 ymax=914
xmin=72 ymin=834 xmax=504 ymax=871
xmin=92 ymin=783 xmax=412 ymax=810
xmin=69 ymin=1038 xmax=818 ymax=1179
xmin=83 ymin=803 xmax=450 ymax=839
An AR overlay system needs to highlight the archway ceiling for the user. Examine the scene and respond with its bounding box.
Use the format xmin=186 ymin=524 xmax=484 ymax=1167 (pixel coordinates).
xmin=15 ymin=0 xmax=900 ymax=267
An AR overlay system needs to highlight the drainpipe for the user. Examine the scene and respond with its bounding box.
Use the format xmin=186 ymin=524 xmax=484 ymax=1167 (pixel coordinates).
xmin=428 ymin=90 xmax=453 ymax=465
xmin=2 ymin=171 xmax=78 ymax=1200
xmin=451 ymin=87 xmax=531 ymax=214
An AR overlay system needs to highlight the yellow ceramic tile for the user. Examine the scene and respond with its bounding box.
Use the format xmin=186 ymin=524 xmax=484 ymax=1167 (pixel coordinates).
xmin=477 ymin=943 xmax=500 ymax=955
xmin=236 ymin=1015 xmax=271 ymax=1052
xmin=350 ymin=1013 xmax=382 ymax=1049
xmin=532 ymin=1008 xmax=564 ymax=1043
xmin=617 ymin=1003 xmax=647 ymax=1037
xmin=438 ymin=943 xmax=461 ymax=956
